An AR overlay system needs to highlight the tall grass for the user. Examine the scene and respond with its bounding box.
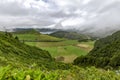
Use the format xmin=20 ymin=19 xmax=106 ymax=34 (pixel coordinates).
xmin=0 ymin=65 xmax=120 ymax=80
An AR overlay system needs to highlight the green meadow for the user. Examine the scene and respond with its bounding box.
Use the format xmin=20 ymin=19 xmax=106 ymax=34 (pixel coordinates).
xmin=25 ymin=40 xmax=94 ymax=63
xmin=13 ymin=33 xmax=63 ymax=42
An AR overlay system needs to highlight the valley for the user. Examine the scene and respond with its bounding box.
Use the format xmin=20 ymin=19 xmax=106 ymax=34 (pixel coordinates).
xmin=0 ymin=29 xmax=120 ymax=79
xmin=1 ymin=0 xmax=120 ymax=79
xmin=13 ymin=29 xmax=94 ymax=63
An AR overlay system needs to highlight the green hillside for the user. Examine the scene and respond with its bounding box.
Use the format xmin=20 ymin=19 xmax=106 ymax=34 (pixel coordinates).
xmin=74 ymin=31 xmax=120 ymax=69
xmin=50 ymin=31 xmax=90 ymax=41
xmin=13 ymin=29 xmax=63 ymax=42
xmin=0 ymin=32 xmax=71 ymax=69
xmin=0 ymin=32 xmax=53 ymax=67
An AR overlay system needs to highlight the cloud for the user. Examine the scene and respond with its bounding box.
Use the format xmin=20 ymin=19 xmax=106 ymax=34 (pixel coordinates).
xmin=0 ymin=0 xmax=120 ymax=37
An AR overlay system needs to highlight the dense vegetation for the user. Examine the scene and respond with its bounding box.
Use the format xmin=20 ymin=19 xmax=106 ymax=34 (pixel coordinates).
xmin=74 ymin=31 xmax=120 ymax=69
xmin=13 ymin=29 xmax=63 ymax=42
xmin=50 ymin=31 xmax=90 ymax=41
xmin=0 ymin=65 xmax=120 ymax=80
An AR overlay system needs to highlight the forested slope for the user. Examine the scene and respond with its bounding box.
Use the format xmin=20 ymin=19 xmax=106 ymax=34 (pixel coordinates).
xmin=74 ymin=31 xmax=120 ymax=69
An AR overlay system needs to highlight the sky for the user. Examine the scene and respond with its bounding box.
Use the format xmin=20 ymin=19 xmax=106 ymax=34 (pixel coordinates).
xmin=0 ymin=0 xmax=120 ymax=36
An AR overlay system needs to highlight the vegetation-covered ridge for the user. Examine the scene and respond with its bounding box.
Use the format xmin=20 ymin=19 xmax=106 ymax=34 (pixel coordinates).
xmin=74 ymin=31 xmax=120 ymax=69
xmin=0 ymin=32 xmax=52 ymax=66
xmin=50 ymin=31 xmax=91 ymax=41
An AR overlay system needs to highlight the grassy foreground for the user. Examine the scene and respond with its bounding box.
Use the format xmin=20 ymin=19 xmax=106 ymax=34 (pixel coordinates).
xmin=0 ymin=65 xmax=120 ymax=80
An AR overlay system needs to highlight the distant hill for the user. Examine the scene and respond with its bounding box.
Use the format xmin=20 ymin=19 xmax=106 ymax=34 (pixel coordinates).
xmin=74 ymin=31 xmax=120 ymax=69
xmin=50 ymin=31 xmax=91 ymax=41
xmin=13 ymin=29 xmax=63 ymax=42
xmin=13 ymin=29 xmax=40 ymax=35
xmin=13 ymin=28 xmax=60 ymax=34
xmin=36 ymin=28 xmax=59 ymax=32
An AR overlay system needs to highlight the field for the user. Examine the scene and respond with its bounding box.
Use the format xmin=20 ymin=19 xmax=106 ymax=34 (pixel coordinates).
xmin=25 ymin=40 xmax=94 ymax=63
xmin=13 ymin=33 xmax=63 ymax=42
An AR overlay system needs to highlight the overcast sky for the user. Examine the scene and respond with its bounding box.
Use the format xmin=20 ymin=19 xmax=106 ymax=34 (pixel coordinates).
xmin=0 ymin=0 xmax=120 ymax=36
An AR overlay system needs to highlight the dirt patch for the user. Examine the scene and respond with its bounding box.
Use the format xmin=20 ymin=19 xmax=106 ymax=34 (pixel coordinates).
xmin=55 ymin=56 xmax=65 ymax=62
xmin=55 ymin=55 xmax=78 ymax=63
xmin=77 ymin=44 xmax=89 ymax=48
xmin=76 ymin=44 xmax=92 ymax=51
xmin=55 ymin=55 xmax=77 ymax=63
xmin=63 ymin=55 xmax=78 ymax=63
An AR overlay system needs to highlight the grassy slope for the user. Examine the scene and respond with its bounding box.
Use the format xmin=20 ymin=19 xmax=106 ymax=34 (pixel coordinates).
xmin=0 ymin=32 xmax=53 ymax=67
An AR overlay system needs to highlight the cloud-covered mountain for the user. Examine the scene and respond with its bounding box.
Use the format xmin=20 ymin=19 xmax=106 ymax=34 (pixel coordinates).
xmin=0 ymin=0 xmax=120 ymax=37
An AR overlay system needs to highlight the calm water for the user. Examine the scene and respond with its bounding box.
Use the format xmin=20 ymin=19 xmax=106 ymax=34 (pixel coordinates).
xmin=40 ymin=31 xmax=55 ymax=34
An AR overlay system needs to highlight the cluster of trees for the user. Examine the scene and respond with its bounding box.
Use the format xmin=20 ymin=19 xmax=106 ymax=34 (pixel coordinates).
xmin=5 ymin=32 xmax=19 ymax=41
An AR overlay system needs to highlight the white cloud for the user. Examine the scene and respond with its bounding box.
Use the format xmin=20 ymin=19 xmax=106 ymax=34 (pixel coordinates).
xmin=82 ymin=0 xmax=91 ymax=4
xmin=62 ymin=18 xmax=85 ymax=26
xmin=0 ymin=0 xmax=120 ymax=36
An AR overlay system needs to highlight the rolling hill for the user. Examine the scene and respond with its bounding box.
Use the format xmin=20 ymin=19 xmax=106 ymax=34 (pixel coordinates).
xmin=74 ymin=30 xmax=120 ymax=69
xmin=50 ymin=31 xmax=91 ymax=41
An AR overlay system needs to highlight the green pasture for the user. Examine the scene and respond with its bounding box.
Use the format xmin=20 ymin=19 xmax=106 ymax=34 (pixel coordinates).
xmin=40 ymin=46 xmax=88 ymax=57
xmin=13 ymin=34 xmax=63 ymax=42
xmin=25 ymin=40 xmax=94 ymax=59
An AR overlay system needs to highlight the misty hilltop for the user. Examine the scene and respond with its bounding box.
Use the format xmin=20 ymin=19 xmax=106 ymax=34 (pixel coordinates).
xmin=50 ymin=31 xmax=91 ymax=40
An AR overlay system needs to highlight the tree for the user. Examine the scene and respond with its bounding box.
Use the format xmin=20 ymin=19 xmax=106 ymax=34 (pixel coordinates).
xmin=15 ymin=36 xmax=19 ymax=41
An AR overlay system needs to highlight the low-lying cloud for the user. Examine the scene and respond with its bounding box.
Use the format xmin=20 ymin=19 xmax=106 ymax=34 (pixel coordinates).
xmin=0 ymin=0 xmax=120 ymax=37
